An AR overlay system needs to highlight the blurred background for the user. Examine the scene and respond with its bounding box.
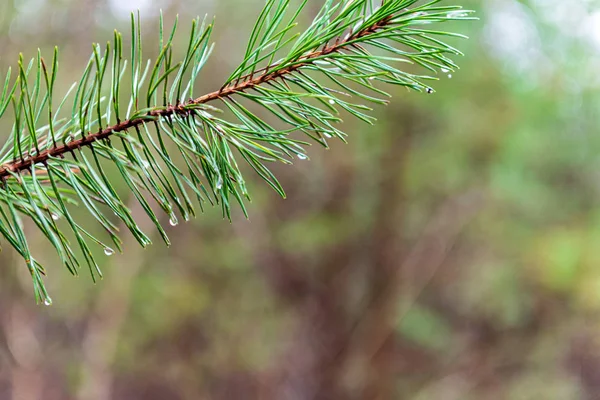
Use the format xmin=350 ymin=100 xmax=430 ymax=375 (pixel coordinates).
xmin=1 ymin=0 xmax=599 ymax=399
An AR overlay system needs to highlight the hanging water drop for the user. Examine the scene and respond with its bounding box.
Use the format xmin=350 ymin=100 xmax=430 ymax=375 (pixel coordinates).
xmin=448 ymin=74 xmax=452 ymax=79
xmin=324 ymin=133 xmax=332 ymax=139
xmin=44 ymin=297 xmax=53 ymax=306
xmin=297 ymin=153 xmax=308 ymax=160
xmin=104 ymin=247 xmax=115 ymax=256
xmin=169 ymin=214 xmax=179 ymax=226
xmin=51 ymin=214 xmax=59 ymax=221
xmin=441 ymin=68 xmax=449 ymax=73
xmin=448 ymin=11 xmax=468 ymax=18
xmin=328 ymin=99 xmax=335 ymax=105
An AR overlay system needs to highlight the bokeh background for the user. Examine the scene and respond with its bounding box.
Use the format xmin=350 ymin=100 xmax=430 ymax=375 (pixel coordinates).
xmin=1 ymin=0 xmax=599 ymax=399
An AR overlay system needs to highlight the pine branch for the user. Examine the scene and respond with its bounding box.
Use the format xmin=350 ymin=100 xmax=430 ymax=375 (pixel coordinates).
xmin=0 ymin=15 xmax=389 ymax=178
xmin=0 ymin=0 xmax=474 ymax=304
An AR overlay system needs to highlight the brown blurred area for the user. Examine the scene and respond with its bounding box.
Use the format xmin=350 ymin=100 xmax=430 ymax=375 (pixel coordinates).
xmin=1 ymin=0 xmax=600 ymax=399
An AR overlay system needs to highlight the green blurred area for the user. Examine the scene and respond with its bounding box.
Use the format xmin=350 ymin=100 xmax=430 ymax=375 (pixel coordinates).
xmin=1 ymin=0 xmax=600 ymax=399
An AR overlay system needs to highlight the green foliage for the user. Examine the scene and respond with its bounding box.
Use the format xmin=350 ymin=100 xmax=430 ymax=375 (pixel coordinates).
xmin=0 ymin=0 xmax=473 ymax=304
xmin=398 ymin=304 xmax=452 ymax=351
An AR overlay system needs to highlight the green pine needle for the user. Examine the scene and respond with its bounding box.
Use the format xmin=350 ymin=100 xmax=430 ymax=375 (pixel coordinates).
xmin=0 ymin=0 xmax=474 ymax=304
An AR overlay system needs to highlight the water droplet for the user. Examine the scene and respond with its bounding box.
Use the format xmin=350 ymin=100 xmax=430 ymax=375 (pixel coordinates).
xmin=441 ymin=68 xmax=449 ymax=73
xmin=297 ymin=153 xmax=308 ymax=160
xmin=426 ymin=88 xmax=434 ymax=94
xmin=51 ymin=214 xmax=59 ymax=221
xmin=369 ymin=76 xmax=376 ymax=81
xmin=216 ymin=176 xmax=223 ymax=190
xmin=448 ymin=74 xmax=453 ymax=79
xmin=447 ymin=11 xmax=468 ymax=18
xmin=328 ymin=99 xmax=335 ymax=105
xmin=43 ymin=297 xmax=53 ymax=306
xmin=141 ymin=160 xmax=150 ymax=169
xmin=104 ymin=247 xmax=115 ymax=256
xmin=169 ymin=214 xmax=179 ymax=226
xmin=323 ymin=133 xmax=332 ymax=139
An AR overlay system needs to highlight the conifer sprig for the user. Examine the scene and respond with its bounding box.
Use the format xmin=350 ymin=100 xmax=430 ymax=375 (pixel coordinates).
xmin=0 ymin=0 xmax=474 ymax=304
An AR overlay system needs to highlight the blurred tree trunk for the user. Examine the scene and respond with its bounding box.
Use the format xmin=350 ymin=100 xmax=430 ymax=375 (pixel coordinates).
xmin=242 ymin=106 xmax=417 ymax=400
xmin=354 ymin=108 xmax=414 ymax=400
xmin=239 ymin=161 xmax=358 ymax=400
xmin=77 ymin=201 xmax=161 ymax=400
xmin=1 ymin=225 xmax=46 ymax=400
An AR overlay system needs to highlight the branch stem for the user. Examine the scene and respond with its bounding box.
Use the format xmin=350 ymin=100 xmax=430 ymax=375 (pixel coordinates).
xmin=0 ymin=16 xmax=391 ymax=179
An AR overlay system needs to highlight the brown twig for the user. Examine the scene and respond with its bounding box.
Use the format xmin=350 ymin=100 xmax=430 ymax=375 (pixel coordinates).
xmin=0 ymin=16 xmax=392 ymax=180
